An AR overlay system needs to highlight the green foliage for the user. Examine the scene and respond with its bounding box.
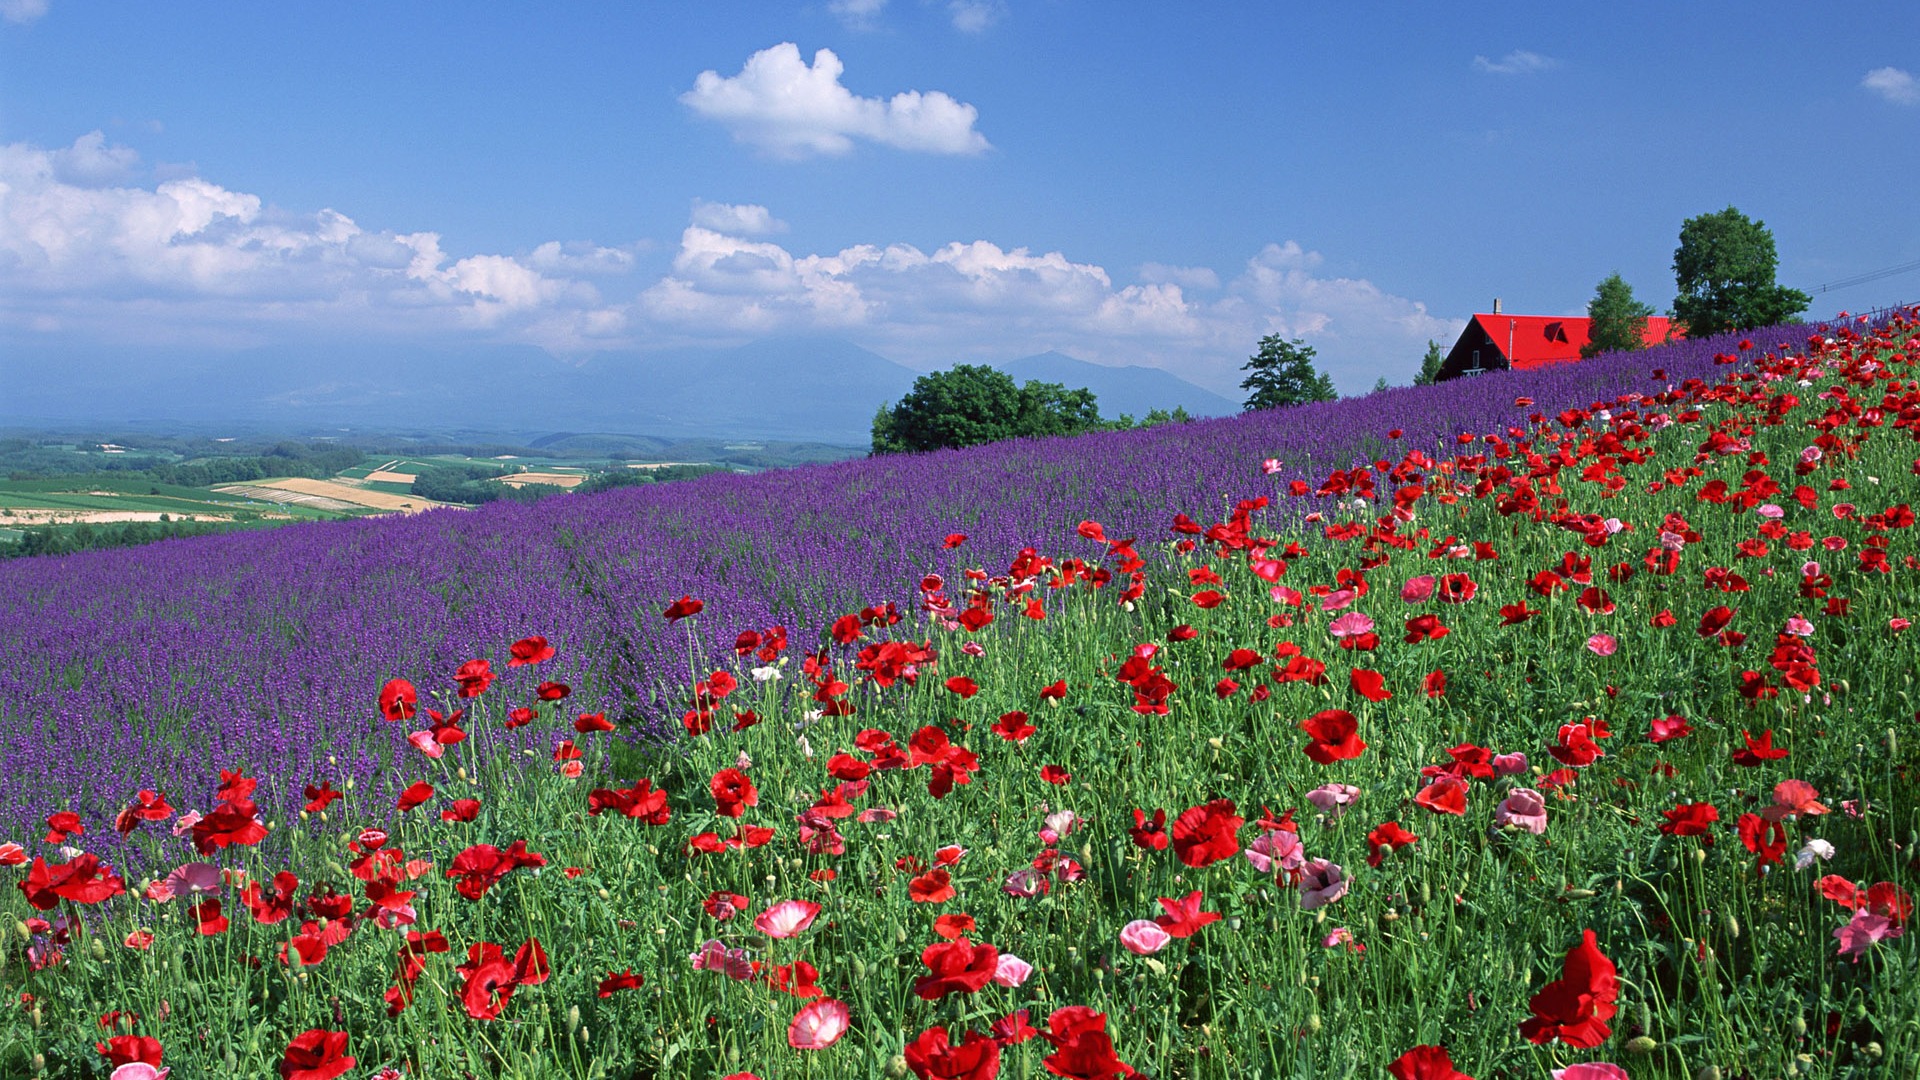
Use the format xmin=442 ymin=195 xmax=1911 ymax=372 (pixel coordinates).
xmin=1672 ymin=206 xmax=1811 ymax=335
xmin=1413 ymin=339 xmax=1445 ymax=386
xmin=1582 ymin=273 xmax=1656 ymax=358
xmin=871 ymin=365 xmax=1108 ymax=454
xmin=0 ymin=518 xmax=229 ymax=558
xmin=1108 ymin=406 xmax=1193 ymax=430
xmin=1240 ymin=334 xmax=1336 ymax=411
xmin=410 ymin=463 xmax=512 ymax=504
xmin=577 ymin=464 xmax=726 ymax=495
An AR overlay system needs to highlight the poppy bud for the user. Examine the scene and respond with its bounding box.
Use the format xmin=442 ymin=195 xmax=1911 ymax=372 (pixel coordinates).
xmin=1696 ymin=1067 xmax=1722 ymax=1080
xmin=1723 ymin=913 xmax=1740 ymax=939
xmin=567 ymin=1005 xmax=580 ymax=1035
xmin=597 ymin=889 xmax=610 ymax=902
xmin=1306 ymin=1013 xmax=1322 ymax=1034
xmin=1143 ymin=957 xmax=1166 ymax=976
xmin=1626 ymin=1036 xmax=1658 ymax=1055
xmin=1863 ymin=1042 xmax=1882 ymax=1060
xmin=225 ymin=1049 xmax=239 ymax=1070
xmin=90 ymin=937 xmax=107 ymax=962
xmin=1790 ymin=1011 xmax=1807 ymax=1038
xmin=1692 ymin=847 xmax=1708 ymax=864
xmin=29 ymin=1007 xmax=42 ymax=1029
xmin=895 ymin=925 xmax=908 ymax=944
xmin=12 ymin=921 xmax=26 ymax=941
xmin=885 ymin=1054 xmax=910 ymax=1078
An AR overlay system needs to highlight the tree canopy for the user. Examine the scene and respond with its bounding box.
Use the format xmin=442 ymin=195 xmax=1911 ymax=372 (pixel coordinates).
xmin=1413 ymin=340 xmax=1444 ymax=386
xmin=1582 ymin=273 xmax=1655 ymax=358
xmin=870 ymin=365 xmax=1107 ymax=454
xmin=1672 ymin=207 xmax=1810 ymax=336
xmin=1240 ymin=335 xmax=1336 ymax=411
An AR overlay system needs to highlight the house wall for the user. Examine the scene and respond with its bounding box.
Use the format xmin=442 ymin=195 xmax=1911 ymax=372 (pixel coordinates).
xmin=1436 ymin=321 xmax=1506 ymax=381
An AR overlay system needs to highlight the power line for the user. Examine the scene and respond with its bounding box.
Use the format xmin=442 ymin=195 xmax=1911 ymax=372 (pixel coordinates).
xmin=1812 ymin=257 xmax=1920 ymax=294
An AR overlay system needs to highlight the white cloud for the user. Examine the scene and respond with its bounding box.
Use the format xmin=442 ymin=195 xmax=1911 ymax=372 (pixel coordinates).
xmin=1138 ymin=262 xmax=1220 ymax=291
xmin=680 ymin=43 xmax=989 ymax=159
xmin=0 ymin=0 xmax=48 ymax=25
xmin=1473 ymin=50 xmax=1559 ymax=76
xmin=949 ymin=0 xmax=1004 ymax=33
xmin=828 ymin=0 xmax=887 ymax=29
xmin=0 ymin=133 xmax=627 ymax=349
xmin=1862 ymin=66 xmax=1920 ymax=106
xmin=690 ymin=199 xmax=789 ymax=236
xmin=47 ymin=130 xmax=141 ymax=186
xmin=3 ymin=132 xmax=1458 ymax=394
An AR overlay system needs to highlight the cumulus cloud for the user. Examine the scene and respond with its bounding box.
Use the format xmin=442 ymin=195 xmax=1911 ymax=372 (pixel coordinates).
xmin=0 ymin=133 xmax=627 ymax=349
xmin=1138 ymin=262 xmax=1220 ymax=291
xmin=691 ymin=199 xmax=789 ymax=236
xmin=1473 ymin=50 xmax=1559 ymax=75
xmin=1862 ymin=66 xmax=1919 ymax=106
xmin=0 ymin=0 xmax=48 ymax=25
xmin=828 ymin=0 xmax=887 ymax=29
xmin=948 ymin=0 xmax=1004 ymax=33
xmin=680 ymin=43 xmax=989 ymax=158
xmin=4 ymin=132 xmax=1456 ymax=394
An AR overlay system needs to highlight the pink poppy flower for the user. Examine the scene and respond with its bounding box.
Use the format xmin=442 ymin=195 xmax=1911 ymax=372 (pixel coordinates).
xmin=1003 ymin=868 xmax=1050 ymax=898
xmin=689 ymin=939 xmax=759 ymax=981
xmin=1299 ymin=859 xmax=1348 ymax=910
xmin=787 ymin=998 xmax=850 ymax=1050
xmin=1585 ymin=634 xmax=1617 ymax=657
xmin=110 ymin=1067 xmax=170 ymax=1080
xmin=1320 ymin=927 xmax=1357 ymax=949
xmin=1494 ymin=789 xmax=1549 ymax=835
xmin=406 ymin=731 xmax=445 ymax=759
xmin=1400 ymin=575 xmax=1436 ymax=603
xmin=1764 ymin=779 xmax=1828 ymax=822
xmin=993 ymin=952 xmax=1034 ymax=987
xmin=163 ymin=863 xmax=222 ymax=898
xmin=1834 ymin=910 xmax=1901 ymax=961
xmin=1553 ymin=1066 xmax=1629 ymax=1080
xmin=1119 ymin=919 xmax=1171 ymax=955
xmin=170 ymin=811 xmax=201 ymax=837
xmin=1305 ymin=783 xmax=1361 ymax=821
xmin=1328 ymin=612 xmax=1375 ymax=639
xmin=755 ymin=899 xmax=821 ymax=939
xmin=1492 ymin=752 xmax=1529 ymax=777
xmin=1321 ymin=588 xmax=1359 ymax=612
xmin=1244 ymin=829 xmax=1304 ymax=876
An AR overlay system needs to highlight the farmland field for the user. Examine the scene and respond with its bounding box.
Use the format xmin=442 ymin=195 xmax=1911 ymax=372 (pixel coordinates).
xmin=1 ymin=314 xmax=1917 ymax=1079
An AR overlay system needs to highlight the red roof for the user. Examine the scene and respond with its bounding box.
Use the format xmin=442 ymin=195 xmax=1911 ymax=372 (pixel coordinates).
xmin=1470 ymin=314 xmax=1678 ymax=370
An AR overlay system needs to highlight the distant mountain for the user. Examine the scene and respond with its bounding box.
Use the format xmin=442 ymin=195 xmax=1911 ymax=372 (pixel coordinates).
xmin=4 ymin=338 xmax=1229 ymax=445
xmin=997 ymin=352 xmax=1237 ymax=419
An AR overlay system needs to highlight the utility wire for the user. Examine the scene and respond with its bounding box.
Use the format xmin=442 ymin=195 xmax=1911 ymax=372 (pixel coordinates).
xmin=1812 ymin=257 xmax=1920 ymax=294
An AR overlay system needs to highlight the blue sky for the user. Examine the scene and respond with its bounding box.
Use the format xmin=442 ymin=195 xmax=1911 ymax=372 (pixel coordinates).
xmin=3 ymin=1 xmax=1917 ymax=396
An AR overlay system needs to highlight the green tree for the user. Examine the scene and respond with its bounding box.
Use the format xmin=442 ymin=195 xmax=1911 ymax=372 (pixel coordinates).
xmin=1671 ymin=207 xmax=1810 ymax=336
xmin=1413 ymin=339 xmax=1444 ymax=386
xmin=1581 ymin=273 xmax=1655 ymax=358
xmin=870 ymin=365 xmax=1108 ymax=454
xmin=1240 ymin=335 xmax=1336 ymax=411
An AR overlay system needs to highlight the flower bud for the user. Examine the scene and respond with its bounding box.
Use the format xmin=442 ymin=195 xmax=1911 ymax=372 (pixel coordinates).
xmin=1626 ymin=1035 xmax=1658 ymax=1055
xmin=1306 ymin=1013 xmax=1322 ymax=1034
xmin=1696 ymin=1067 xmax=1722 ymax=1080
xmin=885 ymin=1054 xmax=910 ymax=1078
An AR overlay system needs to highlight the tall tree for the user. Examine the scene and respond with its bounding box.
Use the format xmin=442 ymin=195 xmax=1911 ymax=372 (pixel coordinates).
xmin=1240 ymin=335 xmax=1336 ymax=411
xmin=1581 ymin=273 xmax=1655 ymax=358
xmin=1671 ymin=207 xmax=1810 ymax=335
xmin=1413 ymin=339 xmax=1444 ymax=385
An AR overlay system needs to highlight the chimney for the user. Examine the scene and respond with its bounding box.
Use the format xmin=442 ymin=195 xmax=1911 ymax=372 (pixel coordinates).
xmin=1492 ymin=297 xmax=1502 ymax=314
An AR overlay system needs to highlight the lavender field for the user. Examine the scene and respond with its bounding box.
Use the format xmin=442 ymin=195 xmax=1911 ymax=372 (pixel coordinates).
xmin=0 ymin=325 xmax=1814 ymax=869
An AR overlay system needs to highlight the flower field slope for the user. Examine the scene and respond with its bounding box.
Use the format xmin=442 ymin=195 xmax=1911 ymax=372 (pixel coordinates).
xmin=2 ymin=313 xmax=1919 ymax=1078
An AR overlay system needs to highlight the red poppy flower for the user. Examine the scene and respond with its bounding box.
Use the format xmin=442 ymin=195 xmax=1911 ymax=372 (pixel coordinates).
xmin=396 ymin=782 xmax=435 ymax=813
xmin=243 ymin=871 xmax=300 ymax=924
xmin=1414 ymin=776 xmax=1468 ymax=816
xmin=1388 ymin=1044 xmax=1473 ymax=1080
xmin=1659 ymin=802 xmax=1720 ymax=843
xmin=441 ymin=798 xmax=482 ymax=823
xmin=1299 ymin=709 xmax=1366 ymax=764
xmin=992 ymin=711 xmax=1036 ymax=743
xmin=1403 ymin=614 xmax=1450 ymax=643
xmin=446 ymin=841 xmax=547 ymax=900
xmin=587 ymin=779 xmax=671 ymax=824
xmin=191 ymin=898 xmax=228 ymax=935
xmin=768 ymin=959 xmax=823 ymax=999
xmin=1349 ymin=668 xmax=1392 ymax=702
xmin=910 ymin=868 xmax=957 ymax=904
xmin=663 ymin=595 xmax=704 ymax=621
xmin=1041 ymin=1006 xmax=1133 ymax=1080
xmin=1171 ymin=799 xmax=1243 ymax=867
xmin=1649 ymin=715 xmax=1693 ymax=743
xmin=1519 ymin=929 xmax=1618 ymax=1048
xmin=905 ymin=1025 xmax=1001 ymax=1080
xmin=1154 ymin=890 xmax=1220 ymax=938
xmin=710 ymin=768 xmax=759 ymax=818
xmin=1731 ymin=729 xmax=1789 ymax=767
xmin=945 ymin=676 xmax=980 ymax=698
xmin=508 ymin=636 xmax=555 ymax=666
xmin=378 ymin=679 xmax=417 ymax=722
xmin=190 ymin=798 xmax=268 ymax=855
xmin=933 ymin=913 xmax=976 ymax=940
xmin=1366 ymin=821 xmax=1420 ymax=867
xmin=1191 ymin=589 xmax=1225 ymax=608
xmin=573 ymin=712 xmax=614 ymax=733
xmin=452 ymin=659 xmax=494 ymax=698
xmin=913 ymin=938 xmax=1000 ymax=999
xmin=279 ymin=1029 xmax=356 ymax=1080
xmin=992 ymin=1009 xmax=1038 ymax=1046
xmin=597 ymin=969 xmax=644 ymax=997
xmin=303 ymin=782 xmax=342 ymax=812
xmin=1039 ymin=765 xmax=1071 ymax=785
xmin=97 ymin=1034 xmax=163 ymax=1068
xmin=1736 ymin=812 xmax=1788 ymax=868
xmin=1697 ymin=605 xmax=1737 ymax=637
xmin=944 ymin=533 xmax=967 ymax=548
xmin=44 ymin=810 xmax=81 ymax=843
xmin=1039 ymin=679 xmax=1068 ymax=700
xmin=1436 ymin=573 xmax=1477 ymax=603
xmin=1129 ymin=808 xmax=1169 ymax=851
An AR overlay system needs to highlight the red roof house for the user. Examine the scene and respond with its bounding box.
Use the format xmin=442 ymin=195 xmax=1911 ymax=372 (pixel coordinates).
xmin=1435 ymin=305 xmax=1677 ymax=381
